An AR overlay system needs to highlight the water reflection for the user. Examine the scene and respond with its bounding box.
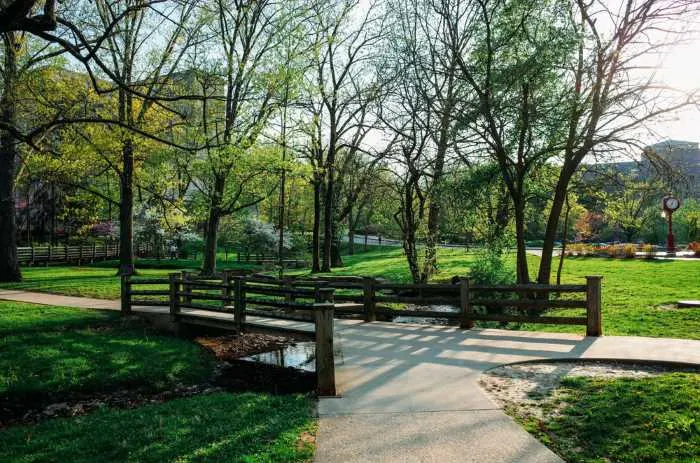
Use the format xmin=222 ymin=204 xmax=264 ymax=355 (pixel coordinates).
xmin=393 ymin=304 xmax=459 ymax=325
xmin=241 ymin=342 xmax=316 ymax=372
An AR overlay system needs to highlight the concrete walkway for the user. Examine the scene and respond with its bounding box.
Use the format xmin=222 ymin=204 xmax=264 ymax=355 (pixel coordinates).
xmin=2 ymin=290 xmax=699 ymax=462
xmin=317 ymin=320 xmax=700 ymax=462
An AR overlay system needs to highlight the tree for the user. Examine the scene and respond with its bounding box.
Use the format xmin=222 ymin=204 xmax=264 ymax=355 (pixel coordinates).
xmin=303 ymin=0 xmax=384 ymax=272
xmin=187 ymin=0 xmax=293 ymax=275
xmin=0 ymin=32 xmax=22 ymax=281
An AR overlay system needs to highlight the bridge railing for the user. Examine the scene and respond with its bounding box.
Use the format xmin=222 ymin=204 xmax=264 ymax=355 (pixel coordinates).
xmin=122 ymin=272 xmax=337 ymax=396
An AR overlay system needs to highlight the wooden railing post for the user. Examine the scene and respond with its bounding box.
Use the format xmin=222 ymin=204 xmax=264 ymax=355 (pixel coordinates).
xmin=77 ymin=244 xmax=83 ymax=265
xmin=47 ymin=245 xmax=52 ymax=266
xmin=169 ymin=273 xmax=181 ymax=316
xmin=92 ymin=243 xmax=97 ymax=262
xmin=121 ymin=274 xmax=132 ymax=314
xmin=315 ymin=302 xmax=336 ymax=396
xmin=181 ymin=271 xmax=192 ymax=305
xmin=459 ymin=278 xmax=474 ymax=329
xmin=30 ymin=245 xmax=35 ymax=265
xmin=234 ymin=278 xmax=246 ymax=330
xmin=586 ymin=276 xmax=602 ymax=336
xmin=222 ymin=271 xmax=232 ymax=309
xmin=363 ymin=277 xmax=376 ymax=322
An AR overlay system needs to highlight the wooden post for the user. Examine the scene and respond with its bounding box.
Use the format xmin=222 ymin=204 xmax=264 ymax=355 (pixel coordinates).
xmin=315 ymin=286 xmax=334 ymax=304
xmin=363 ymin=277 xmax=376 ymax=322
xmin=78 ymin=244 xmax=83 ymax=265
xmin=315 ymin=302 xmax=336 ymax=396
xmin=47 ymin=245 xmax=52 ymax=266
xmin=285 ymin=279 xmax=294 ymax=304
xmin=169 ymin=273 xmax=181 ymax=316
xmin=64 ymin=244 xmax=68 ymax=262
xmin=92 ymin=243 xmax=97 ymax=262
xmin=222 ymin=271 xmax=232 ymax=309
xmin=459 ymin=278 xmax=473 ymax=329
xmin=104 ymin=241 xmax=108 ymax=259
xmin=181 ymin=271 xmax=192 ymax=305
xmin=121 ymin=274 xmax=131 ymax=314
xmin=234 ymin=278 xmax=246 ymax=330
xmin=30 ymin=246 xmax=35 ymax=266
xmin=586 ymin=276 xmax=602 ymax=337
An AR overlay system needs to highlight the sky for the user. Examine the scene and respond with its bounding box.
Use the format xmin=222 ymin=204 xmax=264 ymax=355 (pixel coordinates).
xmin=649 ymin=35 xmax=700 ymax=144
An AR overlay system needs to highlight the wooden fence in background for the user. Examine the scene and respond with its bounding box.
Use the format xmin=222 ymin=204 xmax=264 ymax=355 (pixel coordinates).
xmin=17 ymin=242 xmax=152 ymax=265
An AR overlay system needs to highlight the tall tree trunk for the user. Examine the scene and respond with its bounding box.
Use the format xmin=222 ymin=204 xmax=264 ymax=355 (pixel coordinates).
xmin=347 ymin=208 xmax=355 ymax=256
xmin=278 ymin=167 xmax=285 ymax=265
xmin=202 ymin=177 xmax=224 ymax=275
xmin=556 ymin=193 xmax=571 ymax=285
xmin=321 ymin=167 xmax=334 ymax=272
xmin=311 ymin=177 xmax=321 ymax=273
xmin=513 ymin=198 xmax=530 ymax=284
xmin=202 ymin=206 xmax=221 ymax=275
xmin=537 ymin=171 xmax=572 ymax=284
xmin=118 ymin=137 xmax=135 ymax=275
xmin=330 ymin=217 xmax=343 ymax=267
xmin=0 ymin=33 xmax=21 ymax=282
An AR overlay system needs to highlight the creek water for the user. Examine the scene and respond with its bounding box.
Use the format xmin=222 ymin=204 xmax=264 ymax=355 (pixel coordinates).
xmin=392 ymin=304 xmax=460 ymax=325
xmin=241 ymin=342 xmax=316 ymax=372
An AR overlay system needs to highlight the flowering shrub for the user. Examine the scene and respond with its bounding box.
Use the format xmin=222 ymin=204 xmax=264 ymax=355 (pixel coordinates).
xmin=689 ymin=242 xmax=700 ymax=257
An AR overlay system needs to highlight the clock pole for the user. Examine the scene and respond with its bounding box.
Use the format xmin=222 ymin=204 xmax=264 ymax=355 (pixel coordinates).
xmin=667 ymin=210 xmax=675 ymax=255
xmin=662 ymin=195 xmax=680 ymax=256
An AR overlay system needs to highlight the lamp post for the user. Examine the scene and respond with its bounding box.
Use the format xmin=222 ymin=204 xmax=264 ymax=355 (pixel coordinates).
xmin=662 ymin=195 xmax=681 ymax=256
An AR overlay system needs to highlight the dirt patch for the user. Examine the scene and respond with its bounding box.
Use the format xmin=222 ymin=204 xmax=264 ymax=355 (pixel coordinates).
xmin=480 ymin=361 xmax=697 ymax=420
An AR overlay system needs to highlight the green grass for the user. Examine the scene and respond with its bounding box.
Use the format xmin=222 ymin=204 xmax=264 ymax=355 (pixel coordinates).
xmin=0 ymin=392 xmax=316 ymax=463
xmin=0 ymin=301 xmax=214 ymax=401
xmin=0 ymin=300 xmax=118 ymax=335
xmin=520 ymin=373 xmax=700 ymax=463
xmin=0 ymin=266 xmax=174 ymax=299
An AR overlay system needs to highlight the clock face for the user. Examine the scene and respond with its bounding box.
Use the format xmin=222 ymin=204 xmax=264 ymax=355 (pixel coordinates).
xmin=665 ymin=197 xmax=680 ymax=211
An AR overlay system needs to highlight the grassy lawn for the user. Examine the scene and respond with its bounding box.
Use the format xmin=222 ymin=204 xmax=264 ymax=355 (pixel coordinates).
xmin=520 ymin=373 xmax=700 ymax=463
xmin=0 ymin=301 xmax=214 ymax=402
xmin=0 ymin=300 xmax=317 ymax=462
xmin=0 ymin=392 xmax=316 ymax=463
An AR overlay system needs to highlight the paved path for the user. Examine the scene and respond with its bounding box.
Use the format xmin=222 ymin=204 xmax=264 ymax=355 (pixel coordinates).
xmin=2 ymin=290 xmax=699 ymax=462
xmin=317 ymin=320 xmax=700 ymax=462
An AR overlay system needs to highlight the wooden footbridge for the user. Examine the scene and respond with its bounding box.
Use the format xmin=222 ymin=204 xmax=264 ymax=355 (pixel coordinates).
xmin=121 ymin=272 xmax=603 ymax=396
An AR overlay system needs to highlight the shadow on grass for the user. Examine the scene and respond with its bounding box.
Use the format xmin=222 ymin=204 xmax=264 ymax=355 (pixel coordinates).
xmin=0 ymin=392 xmax=315 ymax=463
xmin=0 ymin=328 xmax=214 ymax=403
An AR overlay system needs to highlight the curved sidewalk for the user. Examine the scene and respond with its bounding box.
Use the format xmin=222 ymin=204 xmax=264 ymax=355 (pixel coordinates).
xmin=316 ymin=320 xmax=700 ymax=462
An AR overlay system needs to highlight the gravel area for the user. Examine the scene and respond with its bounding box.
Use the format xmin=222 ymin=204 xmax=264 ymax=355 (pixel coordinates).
xmin=480 ymin=361 xmax=693 ymax=419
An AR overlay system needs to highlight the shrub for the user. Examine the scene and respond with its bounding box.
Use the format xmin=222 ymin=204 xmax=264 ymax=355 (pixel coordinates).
xmin=642 ymin=244 xmax=655 ymax=258
xmin=689 ymin=242 xmax=700 ymax=257
xmin=468 ymin=248 xmax=515 ymax=286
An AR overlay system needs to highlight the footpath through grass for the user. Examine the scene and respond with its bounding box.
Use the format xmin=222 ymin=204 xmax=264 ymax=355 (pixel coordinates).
xmin=521 ymin=373 xmax=700 ymax=463
xmin=0 ymin=300 xmax=317 ymax=462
